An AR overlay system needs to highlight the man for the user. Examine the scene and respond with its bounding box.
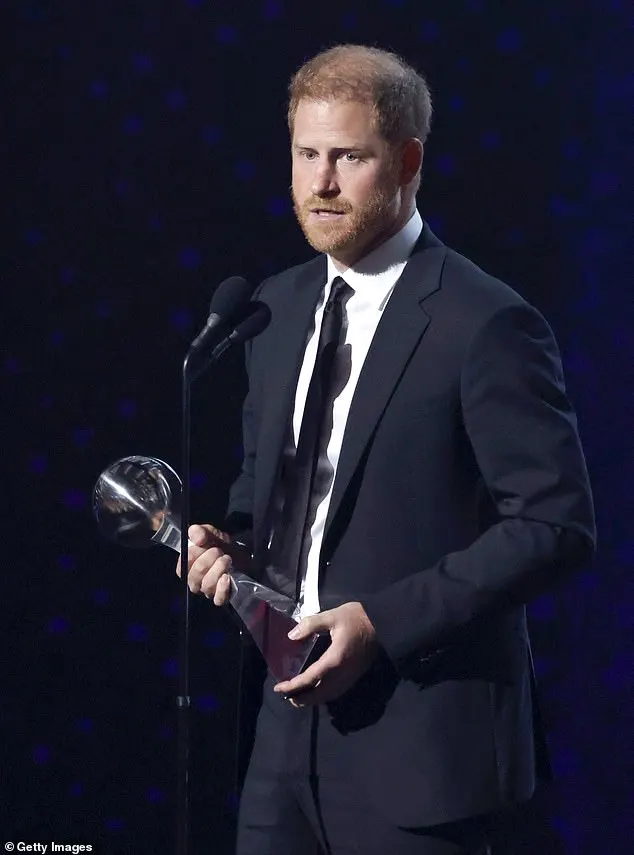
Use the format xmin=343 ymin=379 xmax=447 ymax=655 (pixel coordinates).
xmin=180 ymin=45 xmax=595 ymax=854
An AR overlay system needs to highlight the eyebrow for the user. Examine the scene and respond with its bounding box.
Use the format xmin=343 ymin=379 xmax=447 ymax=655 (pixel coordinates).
xmin=292 ymin=144 xmax=368 ymax=154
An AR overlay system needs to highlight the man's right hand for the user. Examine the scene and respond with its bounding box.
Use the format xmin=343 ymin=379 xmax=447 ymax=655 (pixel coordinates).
xmin=175 ymin=523 xmax=251 ymax=606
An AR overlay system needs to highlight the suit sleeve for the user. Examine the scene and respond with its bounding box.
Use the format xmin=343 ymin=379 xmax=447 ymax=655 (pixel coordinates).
xmin=222 ymin=338 xmax=257 ymax=553
xmin=360 ymin=302 xmax=596 ymax=665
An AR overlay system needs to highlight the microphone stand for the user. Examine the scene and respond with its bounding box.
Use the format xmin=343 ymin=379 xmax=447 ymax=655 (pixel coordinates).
xmin=177 ymin=348 xmax=195 ymax=855
xmin=175 ymin=303 xmax=270 ymax=854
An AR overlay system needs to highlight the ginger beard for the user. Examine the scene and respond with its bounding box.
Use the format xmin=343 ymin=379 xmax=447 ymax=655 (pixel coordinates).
xmin=292 ymin=178 xmax=399 ymax=260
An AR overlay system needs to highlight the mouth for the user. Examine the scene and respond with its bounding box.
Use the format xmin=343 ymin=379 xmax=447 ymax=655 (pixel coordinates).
xmin=309 ymin=209 xmax=346 ymax=219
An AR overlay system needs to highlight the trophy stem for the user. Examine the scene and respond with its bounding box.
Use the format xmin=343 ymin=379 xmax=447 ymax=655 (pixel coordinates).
xmin=156 ymin=521 xmax=317 ymax=682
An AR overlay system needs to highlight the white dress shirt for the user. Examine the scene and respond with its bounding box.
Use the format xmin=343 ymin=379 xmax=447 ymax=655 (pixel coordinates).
xmin=290 ymin=209 xmax=423 ymax=618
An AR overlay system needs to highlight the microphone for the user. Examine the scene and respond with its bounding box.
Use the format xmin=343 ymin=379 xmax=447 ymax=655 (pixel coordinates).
xmin=210 ymin=302 xmax=272 ymax=362
xmin=189 ymin=276 xmax=254 ymax=353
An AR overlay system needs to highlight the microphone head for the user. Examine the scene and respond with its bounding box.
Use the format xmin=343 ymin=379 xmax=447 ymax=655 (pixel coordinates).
xmin=232 ymin=302 xmax=272 ymax=345
xmin=208 ymin=276 xmax=254 ymax=320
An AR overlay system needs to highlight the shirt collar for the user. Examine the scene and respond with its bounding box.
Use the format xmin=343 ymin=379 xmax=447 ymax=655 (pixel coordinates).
xmin=325 ymin=209 xmax=423 ymax=308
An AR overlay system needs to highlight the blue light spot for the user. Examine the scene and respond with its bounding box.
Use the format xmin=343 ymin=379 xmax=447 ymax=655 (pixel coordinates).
xmin=191 ymin=471 xmax=208 ymax=491
xmin=76 ymin=717 xmax=93 ymax=733
xmin=133 ymin=54 xmax=153 ymax=73
xmin=179 ymin=247 xmax=202 ymax=269
xmin=216 ymin=25 xmax=238 ymax=43
xmin=94 ymin=298 xmax=112 ymax=318
xmin=236 ymin=160 xmax=256 ymax=181
xmin=25 ymin=228 xmax=43 ymax=246
xmin=341 ymin=11 xmax=357 ymax=29
xmin=534 ymin=68 xmax=552 ymax=87
xmin=167 ymin=89 xmax=186 ymax=110
xmin=62 ymin=489 xmax=87 ymax=510
xmin=264 ymin=0 xmax=282 ymax=17
xmin=506 ymin=228 xmax=526 ymax=246
xmin=123 ymin=115 xmax=143 ymax=135
xmin=146 ymin=787 xmax=166 ymax=804
xmin=562 ymin=138 xmax=581 ymax=160
xmin=30 ymin=454 xmax=48 ymax=475
xmin=203 ymin=125 xmax=221 ymax=145
xmin=426 ymin=215 xmax=444 ymax=236
xmin=481 ymin=131 xmax=500 ymax=149
xmin=58 ymin=554 xmax=76 ymax=571
xmin=170 ymin=308 xmax=194 ymax=332
xmin=33 ymin=745 xmax=51 ymax=765
xmin=497 ymin=29 xmax=522 ymax=54
xmin=114 ymin=178 xmax=128 ymax=197
xmin=267 ymin=197 xmax=290 ymax=217
xmin=47 ymin=616 xmax=69 ymax=635
xmin=118 ymin=399 xmax=137 ymax=418
xmin=551 ymin=746 xmax=580 ymax=777
xmin=93 ymin=589 xmax=110 ymax=606
xmin=69 ymin=782 xmax=83 ymax=797
xmin=204 ymin=629 xmax=227 ymax=649
xmin=196 ymin=693 xmax=219 ymax=713
xmin=72 ymin=428 xmax=93 ymax=448
xmin=61 ymin=267 xmax=76 ymax=283
xmin=158 ymin=723 xmax=173 ymax=740
xmin=149 ymin=213 xmax=163 ymax=231
xmin=127 ymin=623 xmax=148 ymax=643
xmin=436 ymin=154 xmax=456 ymax=176
xmin=530 ymin=594 xmax=556 ymax=621
xmin=163 ymin=658 xmax=179 ymax=678
xmin=419 ymin=21 xmax=440 ymax=42
xmin=448 ymin=95 xmax=465 ymax=112
xmin=227 ymin=790 xmax=239 ymax=812
xmin=50 ymin=329 xmax=65 ymax=346
xmin=90 ymin=81 xmax=108 ymax=98
xmin=233 ymin=443 xmax=244 ymax=460
xmin=105 ymin=818 xmax=125 ymax=833
xmin=4 ymin=357 xmax=21 ymax=375
xmin=40 ymin=395 xmax=53 ymax=409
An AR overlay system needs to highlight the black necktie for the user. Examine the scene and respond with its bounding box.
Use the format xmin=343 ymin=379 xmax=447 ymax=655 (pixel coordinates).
xmin=277 ymin=276 xmax=350 ymax=599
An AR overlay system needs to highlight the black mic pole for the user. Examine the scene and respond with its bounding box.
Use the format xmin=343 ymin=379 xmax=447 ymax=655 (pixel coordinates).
xmin=177 ymin=346 xmax=195 ymax=855
xmin=175 ymin=293 xmax=270 ymax=855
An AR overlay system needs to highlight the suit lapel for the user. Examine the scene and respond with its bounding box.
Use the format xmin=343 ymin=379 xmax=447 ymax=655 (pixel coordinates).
xmin=253 ymin=255 xmax=326 ymax=555
xmin=323 ymin=225 xmax=447 ymax=549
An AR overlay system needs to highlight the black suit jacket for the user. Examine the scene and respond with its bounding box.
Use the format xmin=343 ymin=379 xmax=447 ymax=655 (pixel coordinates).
xmin=225 ymin=224 xmax=595 ymax=827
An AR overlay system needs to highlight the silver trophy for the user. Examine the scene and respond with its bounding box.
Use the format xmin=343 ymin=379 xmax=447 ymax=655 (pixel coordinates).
xmin=93 ymin=456 xmax=317 ymax=681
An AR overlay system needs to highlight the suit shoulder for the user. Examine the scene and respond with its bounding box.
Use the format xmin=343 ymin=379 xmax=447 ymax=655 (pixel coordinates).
xmin=441 ymin=246 xmax=530 ymax=316
xmin=256 ymin=255 xmax=324 ymax=301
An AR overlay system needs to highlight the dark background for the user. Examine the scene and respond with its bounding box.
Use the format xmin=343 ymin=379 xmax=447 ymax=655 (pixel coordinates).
xmin=3 ymin=1 xmax=632 ymax=853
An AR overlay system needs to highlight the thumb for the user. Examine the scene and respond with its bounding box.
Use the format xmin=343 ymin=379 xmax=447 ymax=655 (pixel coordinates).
xmin=288 ymin=613 xmax=327 ymax=640
xmin=188 ymin=523 xmax=227 ymax=547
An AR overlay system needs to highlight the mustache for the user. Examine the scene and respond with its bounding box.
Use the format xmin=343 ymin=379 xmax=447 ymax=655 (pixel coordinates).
xmin=299 ymin=197 xmax=353 ymax=215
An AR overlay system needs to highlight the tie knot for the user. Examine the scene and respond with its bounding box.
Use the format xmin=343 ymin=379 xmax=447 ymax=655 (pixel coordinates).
xmin=324 ymin=276 xmax=350 ymax=313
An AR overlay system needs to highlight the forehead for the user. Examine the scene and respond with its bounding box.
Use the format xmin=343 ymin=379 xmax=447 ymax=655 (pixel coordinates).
xmin=292 ymin=99 xmax=382 ymax=146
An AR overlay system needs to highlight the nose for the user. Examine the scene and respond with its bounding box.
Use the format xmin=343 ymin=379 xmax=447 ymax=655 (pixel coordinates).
xmin=311 ymin=160 xmax=339 ymax=197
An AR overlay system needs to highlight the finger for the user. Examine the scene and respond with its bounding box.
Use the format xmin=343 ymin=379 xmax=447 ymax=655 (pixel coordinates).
xmin=189 ymin=523 xmax=232 ymax=548
xmin=195 ymin=553 xmax=230 ymax=597
xmin=213 ymin=570 xmax=233 ymax=606
xmin=188 ymin=548 xmax=224 ymax=593
xmin=288 ymin=610 xmax=334 ymax=641
xmin=273 ymin=652 xmax=335 ymax=697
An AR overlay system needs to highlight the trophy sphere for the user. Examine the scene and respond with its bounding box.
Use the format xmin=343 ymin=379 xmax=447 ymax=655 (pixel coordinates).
xmin=93 ymin=456 xmax=182 ymax=549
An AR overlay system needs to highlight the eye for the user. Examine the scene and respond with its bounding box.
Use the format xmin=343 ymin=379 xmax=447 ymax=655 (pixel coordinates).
xmin=300 ymin=150 xmax=317 ymax=161
xmin=341 ymin=152 xmax=360 ymax=163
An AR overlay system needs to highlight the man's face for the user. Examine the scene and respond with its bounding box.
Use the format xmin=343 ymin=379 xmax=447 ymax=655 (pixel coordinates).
xmin=291 ymin=99 xmax=402 ymax=266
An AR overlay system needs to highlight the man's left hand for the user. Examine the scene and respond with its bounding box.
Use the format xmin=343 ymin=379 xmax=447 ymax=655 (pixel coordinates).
xmin=273 ymin=602 xmax=378 ymax=706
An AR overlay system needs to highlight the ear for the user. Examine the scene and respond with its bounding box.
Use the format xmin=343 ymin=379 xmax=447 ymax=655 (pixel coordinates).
xmin=399 ymin=138 xmax=424 ymax=186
